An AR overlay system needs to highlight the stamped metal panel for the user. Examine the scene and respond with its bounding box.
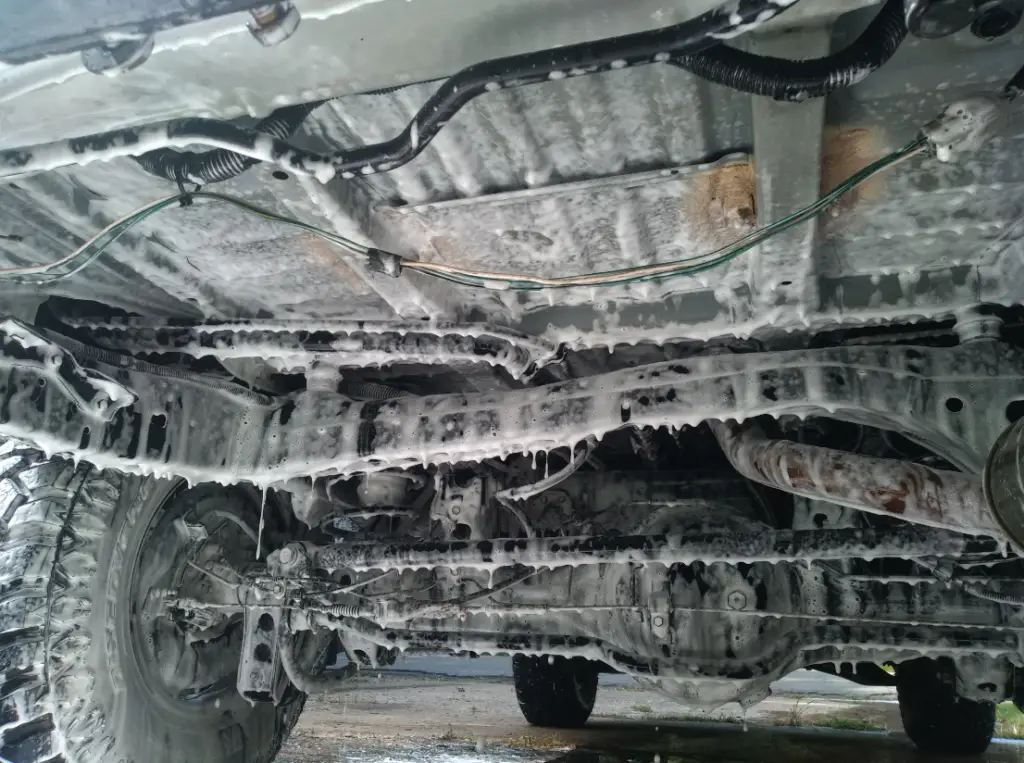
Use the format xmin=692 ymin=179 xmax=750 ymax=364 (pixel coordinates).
xmin=374 ymin=154 xmax=756 ymax=294
xmin=0 ymin=158 xmax=397 ymax=320
xmin=0 ymin=11 xmax=1021 ymax=344
xmin=0 ymin=0 xmax=724 ymax=150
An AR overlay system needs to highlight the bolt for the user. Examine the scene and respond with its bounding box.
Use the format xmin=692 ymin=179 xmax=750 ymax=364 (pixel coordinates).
xmin=278 ymin=546 xmax=295 ymax=566
xmin=81 ymin=35 xmax=154 ymax=75
xmin=652 ymin=615 xmax=666 ymax=628
xmin=248 ymin=2 xmax=301 ymax=47
xmin=727 ymin=591 xmax=748 ymax=610
xmin=905 ymin=0 xmax=976 ymax=38
xmin=450 ymin=505 xmax=461 ymax=516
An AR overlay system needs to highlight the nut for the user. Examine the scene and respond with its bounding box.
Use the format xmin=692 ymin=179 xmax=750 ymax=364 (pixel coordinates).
xmin=726 ymin=591 xmax=748 ymax=610
xmin=248 ymin=2 xmax=301 ymax=47
xmin=971 ymin=0 xmax=1021 ymax=39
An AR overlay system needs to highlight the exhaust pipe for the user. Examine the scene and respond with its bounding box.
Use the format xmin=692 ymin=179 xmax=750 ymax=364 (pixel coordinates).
xmin=712 ymin=422 xmax=1005 ymax=540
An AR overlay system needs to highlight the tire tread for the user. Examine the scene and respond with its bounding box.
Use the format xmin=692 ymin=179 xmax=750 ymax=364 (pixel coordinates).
xmin=0 ymin=438 xmax=308 ymax=763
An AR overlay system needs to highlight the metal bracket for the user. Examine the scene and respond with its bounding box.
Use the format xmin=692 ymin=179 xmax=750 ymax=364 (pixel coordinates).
xmin=749 ymin=26 xmax=831 ymax=314
xmin=431 ymin=473 xmax=488 ymax=539
xmin=237 ymin=604 xmax=288 ymax=704
xmin=648 ymin=588 xmax=672 ymax=642
xmin=0 ymin=318 xmax=134 ymax=421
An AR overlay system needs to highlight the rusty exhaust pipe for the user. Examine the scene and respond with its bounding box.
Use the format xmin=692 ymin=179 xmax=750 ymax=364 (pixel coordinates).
xmin=712 ymin=421 xmax=1005 ymax=539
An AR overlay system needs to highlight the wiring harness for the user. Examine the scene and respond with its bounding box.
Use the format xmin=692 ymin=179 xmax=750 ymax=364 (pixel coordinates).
xmin=0 ymin=135 xmax=926 ymax=290
xmin=3 ymin=0 xmax=908 ymax=187
xmin=672 ymin=0 xmax=907 ymax=102
xmin=119 ymin=0 xmax=908 ymax=186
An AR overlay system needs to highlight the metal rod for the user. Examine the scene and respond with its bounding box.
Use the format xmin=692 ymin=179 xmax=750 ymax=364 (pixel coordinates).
xmin=314 ymin=526 xmax=967 ymax=573
xmin=712 ymin=422 xmax=1003 ymax=538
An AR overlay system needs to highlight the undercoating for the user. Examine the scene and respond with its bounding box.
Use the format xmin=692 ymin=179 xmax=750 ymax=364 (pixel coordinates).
xmin=1 ymin=0 xmax=1023 ymax=722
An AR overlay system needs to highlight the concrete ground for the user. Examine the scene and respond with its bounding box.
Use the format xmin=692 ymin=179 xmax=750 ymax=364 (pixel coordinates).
xmin=274 ymin=657 xmax=1024 ymax=763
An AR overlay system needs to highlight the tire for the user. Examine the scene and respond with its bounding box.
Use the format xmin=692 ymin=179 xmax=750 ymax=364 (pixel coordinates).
xmin=897 ymin=658 xmax=996 ymax=756
xmin=512 ymin=654 xmax=599 ymax=728
xmin=0 ymin=439 xmax=306 ymax=763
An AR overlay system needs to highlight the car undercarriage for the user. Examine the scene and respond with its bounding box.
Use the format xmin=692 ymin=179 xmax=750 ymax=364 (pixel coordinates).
xmin=0 ymin=0 xmax=1022 ymax=760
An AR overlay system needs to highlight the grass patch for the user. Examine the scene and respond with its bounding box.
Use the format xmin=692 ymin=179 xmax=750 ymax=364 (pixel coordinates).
xmin=810 ymin=718 xmax=884 ymax=732
xmin=498 ymin=733 xmax=571 ymax=750
xmin=632 ymin=705 xmax=653 ymax=714
xmin=997 ymin=703 xmax=1024 ymax=739
xmin=437 ymin=725 xmax=472 ymax=743
xmin=657 ymin=714 xmax=742 ymax=725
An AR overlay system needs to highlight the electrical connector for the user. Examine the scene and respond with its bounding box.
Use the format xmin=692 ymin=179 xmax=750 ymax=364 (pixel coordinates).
xmin=922 ymin=95 xmax=1007 ymax=162
xmin=365 ymin=249 xmax=404 ymax=278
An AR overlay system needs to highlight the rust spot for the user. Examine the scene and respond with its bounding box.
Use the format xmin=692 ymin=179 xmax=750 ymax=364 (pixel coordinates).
xmin=300 ymin=233 xmax=370 ymax=290
xmin=881 ymin=495 xmax=907 ymax=514
xmin=786 ymin=464 xmax=807 ymax=483
xmin=820 ymin=126 xmax=887 ymax=223
xmin=684 ymin=161 xmax=756 ymax=249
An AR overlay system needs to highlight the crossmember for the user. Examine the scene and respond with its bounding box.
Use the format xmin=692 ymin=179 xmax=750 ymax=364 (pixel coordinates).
xmin=2 ymin=318 xmax=1022 ymax=484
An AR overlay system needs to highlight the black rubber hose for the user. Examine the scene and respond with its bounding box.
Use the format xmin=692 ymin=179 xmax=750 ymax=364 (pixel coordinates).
xmin=132 ymin=100 xmax=325 ymax=184
xmin=671 ymin=0 xmax=907 ymax=101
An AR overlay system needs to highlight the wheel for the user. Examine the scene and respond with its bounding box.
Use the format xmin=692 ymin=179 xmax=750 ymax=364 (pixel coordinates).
xmin=897 ymin=658 xmax=996 ymax=756
xmin=512 ymin=654 xmax=599 ymax=728
xmin=0 ymin=439 xmax=306 ymax=763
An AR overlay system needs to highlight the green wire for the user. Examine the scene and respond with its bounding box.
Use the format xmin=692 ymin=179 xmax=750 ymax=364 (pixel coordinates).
xmin=8 ymin=192 xmax=369 ymax=284
xmin=18 ymin=199 xmax=180 ymax=283
xmin=420 ymin=136 xmax=926 ymax=291
xmin=1 ymin=136 xmax=924 ymax=290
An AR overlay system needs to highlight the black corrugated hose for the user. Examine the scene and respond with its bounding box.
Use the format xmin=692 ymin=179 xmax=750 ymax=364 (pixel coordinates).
xmin=671 ymin=0 xmax=907 ymax=101
xmin=127 ymin=0 xmax=908 ymax=186
xmin=132 ymin=99 xmax=325 ymax=184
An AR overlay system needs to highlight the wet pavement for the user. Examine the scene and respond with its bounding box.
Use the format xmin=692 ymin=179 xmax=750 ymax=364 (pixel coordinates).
xmin=276 ymin=657 xmax=1023 ymax=763
xmin=280 ymin=715 xmax=1024 ymax=763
